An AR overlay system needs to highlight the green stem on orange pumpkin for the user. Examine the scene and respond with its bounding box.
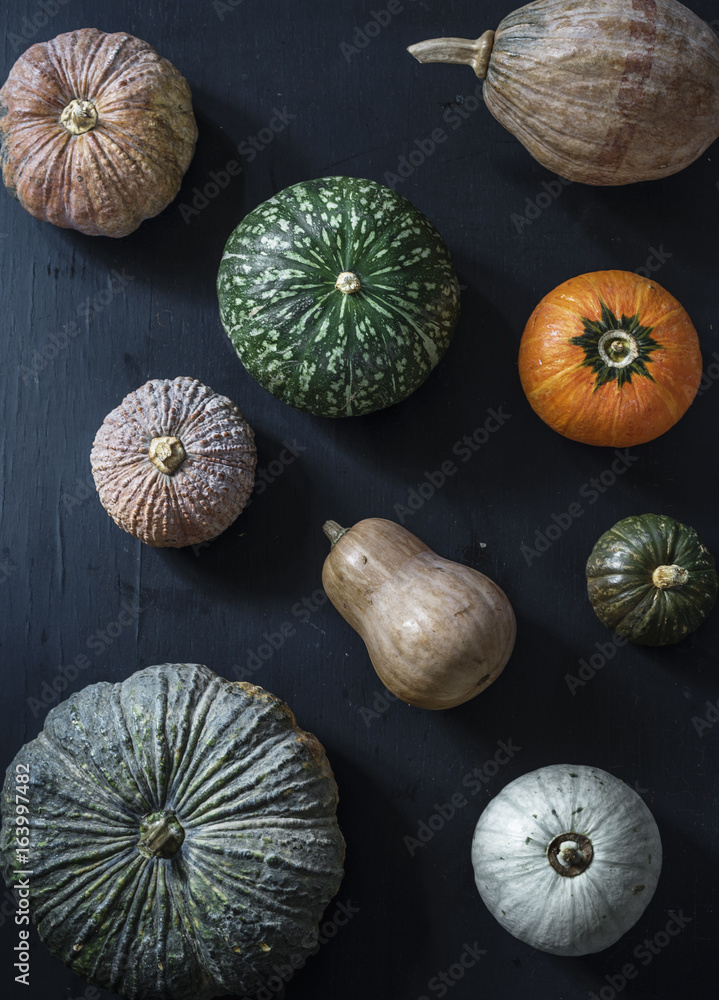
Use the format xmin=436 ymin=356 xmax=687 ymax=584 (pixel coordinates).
xmin=597 ymin=330 xmax=640 ymax=369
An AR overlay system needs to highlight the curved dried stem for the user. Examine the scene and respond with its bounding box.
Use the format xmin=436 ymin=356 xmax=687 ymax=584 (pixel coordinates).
xmin=407 ymin=31 xmax=495 ymax=79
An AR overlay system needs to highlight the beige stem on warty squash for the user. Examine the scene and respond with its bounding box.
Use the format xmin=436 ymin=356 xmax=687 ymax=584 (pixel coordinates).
xmin=149 ymin=436 xmax=186 ymax=475
xmin=407 ymin=31 xmax=495 ymax=79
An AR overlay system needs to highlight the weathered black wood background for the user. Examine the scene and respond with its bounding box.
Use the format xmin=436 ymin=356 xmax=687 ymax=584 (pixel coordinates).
xmin=1 ymin=1 xmax=717 ymax=998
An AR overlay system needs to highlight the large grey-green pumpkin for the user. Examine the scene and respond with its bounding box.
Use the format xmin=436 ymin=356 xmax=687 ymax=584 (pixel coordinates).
xmin=216 ymin=176 xmax=461 ymax=417
xmin=0 ymin=664 xmax=345 ymax=1000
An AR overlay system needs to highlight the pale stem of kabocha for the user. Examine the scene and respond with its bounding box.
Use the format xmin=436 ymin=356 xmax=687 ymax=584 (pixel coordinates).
xmin=547 ymin=832 xmax=594 ymax=877
xmin=652 ymin=564 xmax=690 ymax=589
xmin=137 ymin=811 xmax=185 ymax=859
xmin=597 ymin=330 xmax=640 ymax=369
xmin=323 ymin=520 xmax=351 ymax=547
xmin=149 ymin=435 xmax=186 ymax=475
xmin=335 ymin=272 xmax=362 ymax=294
xmin=407 ymin=30 xmax=496 ymax=79
xmin=59 ymin=98 xmax=98 ymax=135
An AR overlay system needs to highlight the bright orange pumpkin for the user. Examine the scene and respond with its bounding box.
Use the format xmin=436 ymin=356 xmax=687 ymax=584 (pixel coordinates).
xmin=518 ymin=271 xmax=702 ymax=448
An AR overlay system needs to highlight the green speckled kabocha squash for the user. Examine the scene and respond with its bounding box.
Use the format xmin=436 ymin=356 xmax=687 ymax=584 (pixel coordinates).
xmin=586 ymin=514 xmax=718 ymax=645
xmin=217 ymin=176 xmax=460 ymax=417
xmin=0 ymin=664 xmax=345 ymax=1000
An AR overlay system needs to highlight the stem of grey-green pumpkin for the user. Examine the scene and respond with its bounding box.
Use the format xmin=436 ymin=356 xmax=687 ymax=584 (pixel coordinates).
xmin=137 ymin=812 xmax=185 ymax=859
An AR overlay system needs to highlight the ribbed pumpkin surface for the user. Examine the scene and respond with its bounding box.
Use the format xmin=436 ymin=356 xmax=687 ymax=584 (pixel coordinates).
xmin=91 ymin=377 xmax=256 ymax=548
xmin=0 ymin=664 xmax=345 ymax=1000
xmin=485 ymin=0 xmax=719 ymax=185
xmin=217 ymin=176 xmax=460 ymax=417
xmin=586 ymin=514 xmax=718 ymax=645
xmin=518 ymin=271 xmax=702 ymax=447
xmin=0 ymin=28 xmax=197 ymax=236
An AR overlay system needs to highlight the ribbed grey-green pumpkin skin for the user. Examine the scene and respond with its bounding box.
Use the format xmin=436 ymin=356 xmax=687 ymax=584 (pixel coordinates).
xmin=0 ymin=664 xmax=345 ymax=1000
xmin=217 ymin=176 xmax=460 ymax=417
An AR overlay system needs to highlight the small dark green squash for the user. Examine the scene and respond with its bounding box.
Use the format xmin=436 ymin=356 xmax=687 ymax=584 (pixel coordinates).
xmin=0 ymin=664 xmax=345 ymax=1000
xmin=586 ymin=514 xmax=718 ymax=646
xmin=216 ymin=176 xmax=460 ymax=417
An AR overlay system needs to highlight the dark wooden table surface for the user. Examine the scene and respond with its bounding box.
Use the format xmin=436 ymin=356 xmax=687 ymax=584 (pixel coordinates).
xmin=1 ymin=1 xmax=717 ymax=998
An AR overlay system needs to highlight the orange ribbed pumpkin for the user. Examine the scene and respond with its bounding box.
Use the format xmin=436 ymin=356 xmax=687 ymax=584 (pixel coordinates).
xmin=518 ymin=271 xmax=702 ymax=447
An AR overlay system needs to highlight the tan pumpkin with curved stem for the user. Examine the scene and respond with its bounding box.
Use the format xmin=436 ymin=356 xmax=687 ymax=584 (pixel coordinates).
xmin=0 ymin=28 xmax=197 ymax=236
xmin=321 ymin=518 xmax=516 ymax=710
xmin=408 ymin=0 xmax=719 ymax=185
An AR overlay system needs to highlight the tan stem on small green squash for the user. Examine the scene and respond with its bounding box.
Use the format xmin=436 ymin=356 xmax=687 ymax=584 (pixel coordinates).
xmin=407 ymin=31 xmax=495 ymax=79
xmin=323 ymin=520 xmax=350 ymax=547
xmin=149 ymin=436 xmax=186 ymax=475
xmin=60 ymin=98 xmax=98 ymax=135
xmin=336 ymin=272 xmax=361 ymax=294
xmin=652 ymin=564 xmax=690 ymax=589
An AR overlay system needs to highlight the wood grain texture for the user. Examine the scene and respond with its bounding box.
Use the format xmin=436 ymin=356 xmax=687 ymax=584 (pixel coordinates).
xmin=0 ymin=1 xmax=717 ymax=998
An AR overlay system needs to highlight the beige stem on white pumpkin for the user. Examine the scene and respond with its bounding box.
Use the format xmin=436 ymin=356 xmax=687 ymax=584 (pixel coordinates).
xmin=407 ymin=31 xmax=495 ymax=79
xmin=548 ymin=832 xmax=593 ymax=877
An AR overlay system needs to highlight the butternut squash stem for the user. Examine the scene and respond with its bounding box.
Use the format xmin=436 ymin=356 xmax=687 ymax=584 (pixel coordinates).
xmin=323 ymin=520 xmax=350 ymax=547
xmin=407 ymin=31 xmax=495 ymax=80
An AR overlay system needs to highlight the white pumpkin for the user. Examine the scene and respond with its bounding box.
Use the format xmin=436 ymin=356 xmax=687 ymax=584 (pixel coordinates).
xmin=471 ymin=764 xmax=662 ymax=956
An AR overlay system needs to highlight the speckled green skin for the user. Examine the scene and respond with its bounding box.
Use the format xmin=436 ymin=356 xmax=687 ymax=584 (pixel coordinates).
xmin=0 ymin=664 xmax=345 ymax=1000
xmin=217 ymin=176 xmax=460 ymax=417
xmin=586 ymin=514 xmax=718 ymax=646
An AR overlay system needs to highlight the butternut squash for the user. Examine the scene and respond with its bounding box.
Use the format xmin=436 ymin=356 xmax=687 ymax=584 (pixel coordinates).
xmin=322 ymin=519 xmax=516 ymax=710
